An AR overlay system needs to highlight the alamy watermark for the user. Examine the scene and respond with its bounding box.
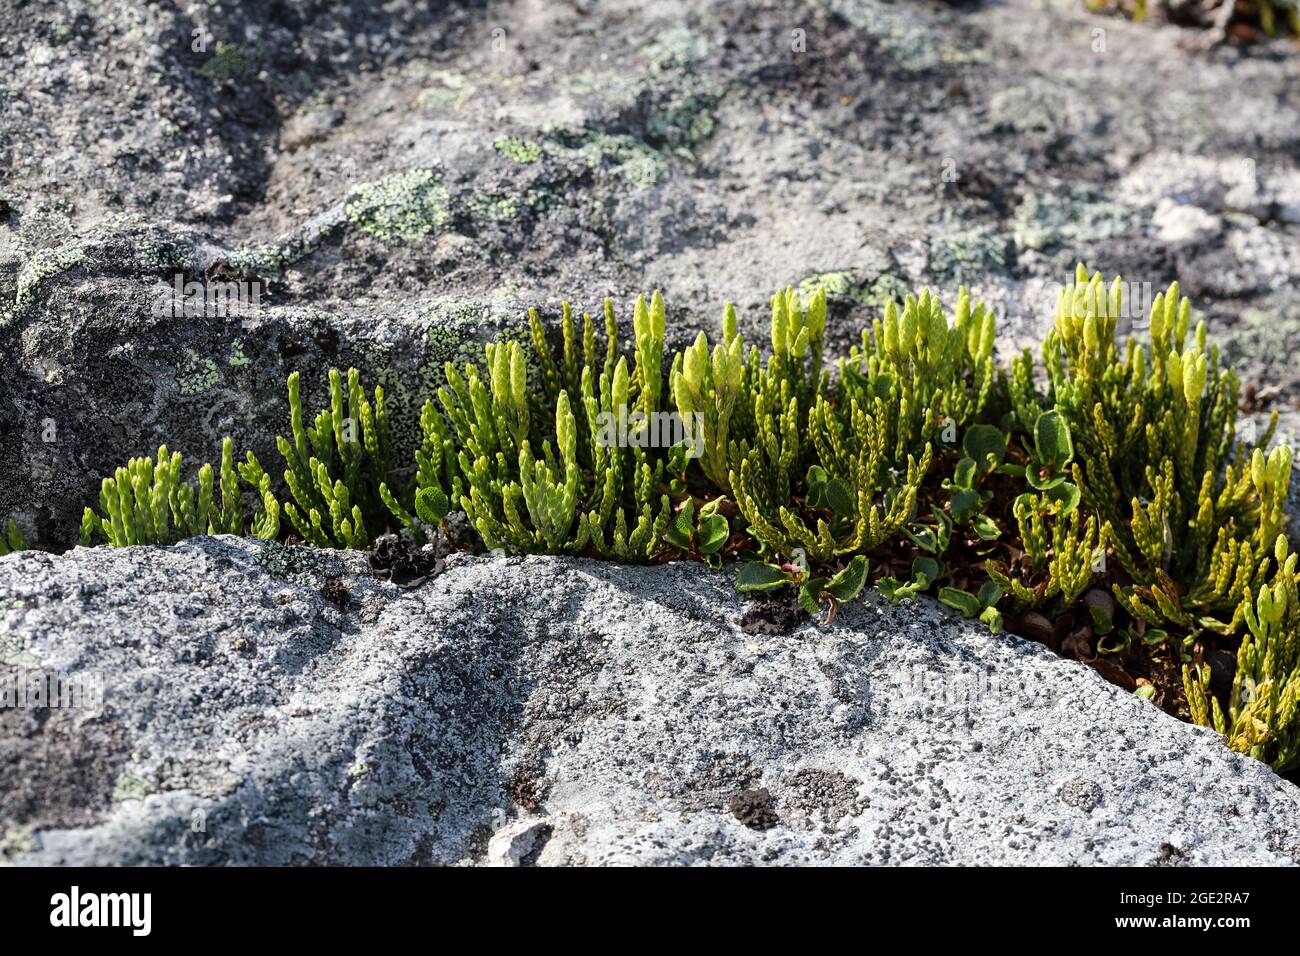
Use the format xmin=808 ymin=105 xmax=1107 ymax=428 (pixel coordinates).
xmin=880 ymin=662 xmax=1063 ymax=713
xmin=50 ymin=886 xmax=151 ymax=936
xmin=151 ymin=275 xmax=264 ymax=320
xmin=1 ymin=667 xmax=104 ymax=718
xmin=1028 ymin=277 xmax=1157 ymax=333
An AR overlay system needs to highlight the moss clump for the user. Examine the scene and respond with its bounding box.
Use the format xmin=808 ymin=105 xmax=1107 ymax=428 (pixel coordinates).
xmin=345 ymin=169 xmax=451 ymax=242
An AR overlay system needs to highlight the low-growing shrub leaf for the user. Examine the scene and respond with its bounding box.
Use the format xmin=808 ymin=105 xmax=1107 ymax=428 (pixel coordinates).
xmin=939 ymin=587 xmax=982 ymax=618
xmin=697 ymin=514 xmax=729 ymax=554
xmin=963 ymin=425 xmax=1007 ymax=470
xmin=736 ymin=561 xmax=790 ymax=591
xmin=826 ymin=555 xmax=868 ymax=601
xmin=824 ymin=478 xmax=855 ymax=518
xmin=1034 ymin=410 xmax=1073 ymax=471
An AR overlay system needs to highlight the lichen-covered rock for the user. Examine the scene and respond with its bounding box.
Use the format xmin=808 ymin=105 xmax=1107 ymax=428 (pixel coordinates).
xmin=0 ymin=215 xmax=533 ymax=544
xmin=2 ymin=537 xmax=1299 ymax=866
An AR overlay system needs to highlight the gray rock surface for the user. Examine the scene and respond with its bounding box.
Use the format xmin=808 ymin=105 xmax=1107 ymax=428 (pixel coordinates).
xmin=3 ymin=536 xmax=1299 ymax=866
xmin=3 ymin=0 xmax=1299 ymax=545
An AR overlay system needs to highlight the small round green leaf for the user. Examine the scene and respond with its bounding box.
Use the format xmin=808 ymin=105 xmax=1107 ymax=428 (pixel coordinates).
xmin=1033 ymin=409 xmax=1074 ymax=470
xmin=414 ymin=486 xmax=450 ymax=524
xmin=1043 ymin=481 xmax=1081 ymax=515
xmin=824 ymin=478 xmax=856 ymax=518
xmin=962 ymin=425 xmax=1007 ymax=469
xmin=697 ymin=514 xmax=729 ymax=554
xmin=912 ymin=556 xmax=940 ymax=588
xmin=950 ymin=488 xmax=982 ymax=522
xmin=736 ymin=561 xmax=791 ymax=592
xmin=971 ymin=513 xmax=1001 ymax=541
xmin=976 ymin=580 xmax=1004 ymax=607
xmin=938 ymin=587 xmax=981 ymax=618
xmin=799 ymin=580 xmax=827 ymax=616
xmin=826 ymin=554 xmax=869 ymax=601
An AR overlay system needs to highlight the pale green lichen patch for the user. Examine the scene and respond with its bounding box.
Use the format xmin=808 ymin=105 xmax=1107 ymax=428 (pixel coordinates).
xmin=112 ymin=770 xmax=152 ymax=802
xmin=829 ymin=0 xmax=991 ymax=71
xmin=987 ymin=83 xmax=1072 ymax=135
xmin=797 ymin=272 xmax=914 ymax=312
xmin=1219 ymin=304 xmax=1300 ymax=399
xmin=416 ymin=308 xmax=537 ymax=404
xmin=345 ymin=169 xmax=451 ymax=242
xmin=12 ymin=244 xmax=87 ymax=316
xmin=256 ymin=541 xmax=342 ymax=584
xmin=642 ymin=29 xmax=721 ymax=153
xmin=1013 ymin=189 xmax=1135 ymax=252
xmin=415 ymin=70 xmax=474 ymax=113
xmin=541 ymin=126 xmax=669 ymax=189
xmin=226 ymin=204 xmax=348 ymax=280
xmin=798 ymin=272 xmax=859 ymax=301
xmin=494 ymin=135 xmax=542 ymax=164
xmin=227 ymin=216 xmax=339 ymax=280
xmin=927 ymin=225 xmax=1008 ymax=286
xmin=466 ymin=187 xmax=560 ymax=222
xmin=551 ymin=30 xmax=718 ymax=163
xmin=138 ymin=237 xmax=193 ymax=272
xmin=862 ymin=274 xmax=913 ymax=309
xmin=0 ymin=827 xmax=38 ymax=863
xmin=176 ymin=349 xmax=222 ymax=396
xmin=524 ymin=187 xmax=562 ymax=215
xmin=227 ymin=241 xmax=289 ymax=279
xmin=0 ymin=599 xmax=42 ymax=668
xmin=227 ymin=339 xmax=251 ymax=367
xmin=468 ymin=192 xmax=522 ymax=222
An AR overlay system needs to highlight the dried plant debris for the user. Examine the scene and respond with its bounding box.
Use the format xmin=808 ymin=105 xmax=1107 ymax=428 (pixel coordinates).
xmin=367 ymin=534 xmax=445 ymax=588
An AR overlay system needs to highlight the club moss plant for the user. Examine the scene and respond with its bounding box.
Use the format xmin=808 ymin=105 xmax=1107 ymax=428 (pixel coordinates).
xmin=79 ymin=438 xmax=265 ymax=547
xmin=13 ymin=264 xmax=1298 ymax=770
